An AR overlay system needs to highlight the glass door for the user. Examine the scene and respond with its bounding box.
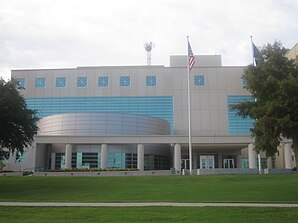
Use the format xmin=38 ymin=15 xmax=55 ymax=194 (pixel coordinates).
xmin=200 ymin=155 xmax=214 ymax=169
xmin=182 ymin=159 xmax=189 ymax=170
xmin=223 ymin=159 xmax=235 ymax=168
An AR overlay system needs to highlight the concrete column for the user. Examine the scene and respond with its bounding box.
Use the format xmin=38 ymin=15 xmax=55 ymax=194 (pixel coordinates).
xmin=267 ymin=157 xmax=273 ymax=169
xmin=174 ymin=144 xmax=181 ymax=173
xmin=51 ymin=153 xmax=56 ymax=170
xmin=193 ymin=153 xmax=198 ymax=170
xmin=258 ymin=153 xmax=262 ymax=174
xmin=137 ymin=144 xmax=144 ymax=171
xmin=46 ymin=144 xmax=52 ymax=170
xmin=248 ymin=143 xmax=257 ymax=169
xmin=236 ymin=154 xmax=242 ymax=169
xmin=284 ymin=143 xmax=293 ymax=169
xmin=218 ymin=152 xmax=223 ymax=168
xmin=274 ymin=143 xmax=284 ymax=168
xmin=65 ymin=144 xmax=72 ymax=169
xmin=100 ymin=144 xmax=108 ymax=169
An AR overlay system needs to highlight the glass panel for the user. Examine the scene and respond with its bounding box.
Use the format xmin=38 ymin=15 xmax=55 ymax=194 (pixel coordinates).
xmin=98 ymin=76 xmax=108 ymax=87
xmin=242 ymin=78 xmax=248 ymax=87
xmin=15 ymin=78 xmax=25 ymax=89
xmin=208 ymin=157 xmax=213 ymax=169
xmin=201 ymin=158 xmax=206 ymax=169
xmin=76 ymin=152 xmax=83 ymax=168
xmin=227 ymin=96 xmax=254 ymax=135
xmin=224 ymin=159 xmax=228 ymax=168
xmin=25 ymin=96 xmax=174 ymax=133
xmin=16 ymin=151 xmax=27 ymax=163
xmin=35 ymin=78 xmax=45 ymax=88
xmin=229 ymin=159 xmax=234 ymax=168
xmin=194 ymin=75 xmax=205 ymax=86
xmin=120 ymin=76 xmax=130 ymax=87
xmin=146 ymin=75 xmax=156 ymax=86
xmin=56 ymin=77 xmax=66 ymax=88
xmin=77 ymin=77 xmax=87 ymax=87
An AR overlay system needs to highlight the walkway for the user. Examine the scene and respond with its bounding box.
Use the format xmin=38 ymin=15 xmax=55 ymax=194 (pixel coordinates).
xmin=1 ymin=202 xmax=298 ymax=207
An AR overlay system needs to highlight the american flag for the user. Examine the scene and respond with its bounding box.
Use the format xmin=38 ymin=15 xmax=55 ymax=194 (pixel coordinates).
xmin=188 ymin=40 xmax=195 ymax=71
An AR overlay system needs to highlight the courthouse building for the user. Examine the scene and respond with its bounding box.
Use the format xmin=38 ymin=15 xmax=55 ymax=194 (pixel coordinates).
xmin=5 ymin=54 xmax=296 ymax=173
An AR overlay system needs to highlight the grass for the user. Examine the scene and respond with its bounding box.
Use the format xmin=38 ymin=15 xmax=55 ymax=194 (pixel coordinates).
xmin=0 ymin=206 xmax=298 ymax=223
xmin=0 ymin=174 xmax=297 ymax=203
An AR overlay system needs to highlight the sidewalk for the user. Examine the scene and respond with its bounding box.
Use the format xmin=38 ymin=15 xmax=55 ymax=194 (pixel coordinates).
xmin=1 ymin=202 xmax=298 ymax=207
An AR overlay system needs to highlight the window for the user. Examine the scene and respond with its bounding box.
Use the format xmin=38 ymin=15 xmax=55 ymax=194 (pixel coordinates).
xmin=98 ymin=76 xmax=108 ymax=87
xmin=120 ymin=76 xmax=130 ymax=87
xmin=16 ymin=151 xmax=27 ymax=163
xmin=56 ymin=77 xmax=66 ymax=88
xmin=35 ymin=77 xmax=45 ymax=88
xmin=15 ymin=78 xmax=25 ymax=89
xmin=242 ymin=77 xmax=248 ymax=87
xmin=146 ymin=75 xmax=156 ymax=86
xmin=227 ymin=95 xmax=254 ymax=135
xmin=77 ymin=77 xmax=87 ymax=87
xmin=194 ymin=75 xmax=205 ymax=86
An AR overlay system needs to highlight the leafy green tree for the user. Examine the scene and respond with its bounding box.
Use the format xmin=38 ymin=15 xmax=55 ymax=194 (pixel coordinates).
xmin=0 ymin=78 xmax=39 ymax=160
xmin=233 ymin=41 xmax=298 ymax=168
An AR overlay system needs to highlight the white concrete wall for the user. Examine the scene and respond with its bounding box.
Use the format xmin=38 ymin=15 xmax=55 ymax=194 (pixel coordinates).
xmin=35 ymin=143 xmax=48 ymax=171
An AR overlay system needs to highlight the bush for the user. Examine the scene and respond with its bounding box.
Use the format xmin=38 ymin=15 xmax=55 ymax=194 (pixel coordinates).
xmin=0 ymin=160 xmax=5 ymax=171
xmin=48 ymin=168 xmax=139 ymax=172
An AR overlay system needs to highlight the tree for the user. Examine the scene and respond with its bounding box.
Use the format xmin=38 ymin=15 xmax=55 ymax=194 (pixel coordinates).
xmin=0 ymin=78 xmax=39 ymax=160
xmin=233 ymin=41 xmax=298 ymax=169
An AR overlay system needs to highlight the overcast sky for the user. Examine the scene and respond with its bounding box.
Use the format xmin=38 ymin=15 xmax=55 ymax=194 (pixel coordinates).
xmin=1 ymin=0 xmax=297 ymax=80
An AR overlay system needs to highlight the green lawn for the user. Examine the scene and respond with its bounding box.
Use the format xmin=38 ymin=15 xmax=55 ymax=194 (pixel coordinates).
xmin=0 ymin=174 xmax=297 ymax=203
xmin=1 ymin=206 xmax=298 ymax=223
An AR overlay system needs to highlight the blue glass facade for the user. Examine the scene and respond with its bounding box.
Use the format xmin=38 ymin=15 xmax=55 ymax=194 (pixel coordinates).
xmin=26 ymin=96 xmax=173 ymax=132
xmin=227 ymin=95 xmax=254 ymax=135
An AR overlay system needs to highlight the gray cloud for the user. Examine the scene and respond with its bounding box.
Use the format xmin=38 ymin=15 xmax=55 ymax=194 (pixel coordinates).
xmin=0 ymin=0 xmax=297 ymax=80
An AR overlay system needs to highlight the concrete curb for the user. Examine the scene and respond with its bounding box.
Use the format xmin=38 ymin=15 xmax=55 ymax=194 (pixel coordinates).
xmin=1 ymin=202 xmax=298 ymax=207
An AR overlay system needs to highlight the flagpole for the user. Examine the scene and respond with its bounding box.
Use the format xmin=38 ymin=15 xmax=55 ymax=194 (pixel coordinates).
xmin=187 ymin=36 xmax=193 ymax=175
xmin=251 ymin=36 xmax=261 ymax=174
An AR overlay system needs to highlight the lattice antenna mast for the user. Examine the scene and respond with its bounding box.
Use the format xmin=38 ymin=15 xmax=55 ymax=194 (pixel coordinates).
xmin=144 ymin=42 xmax=155 ymax=65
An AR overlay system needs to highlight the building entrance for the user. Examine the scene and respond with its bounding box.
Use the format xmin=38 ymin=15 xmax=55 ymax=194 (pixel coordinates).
xmin=200 ymin=155 xmax=214 ymax=169
xmin=182 ymin=159 xmax=190 ymax=170
xmin=223 ymin=159 xmax=235 ymax=168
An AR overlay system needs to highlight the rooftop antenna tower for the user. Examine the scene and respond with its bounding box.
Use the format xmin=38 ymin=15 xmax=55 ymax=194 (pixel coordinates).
xmin=144 ymin=42 xmax=155 ymax=65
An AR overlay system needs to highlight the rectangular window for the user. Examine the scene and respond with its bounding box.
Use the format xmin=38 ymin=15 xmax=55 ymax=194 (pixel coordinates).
xmin=16 ymin=151 xmax=27 ymax=163
xmin=242 ymin=77 xmax=248 ymax=87
xmin=146 ymin=75 xmax=156 ymax=86
xmin=98 ymin=76 xmax=108 ymax=87
xmin=120 ymin=76 xmax=130 ymax=87
xmin=227 ymin=95 xmax=254 ymax=135
xmin=35 ymin=77 xmax=46 ymax=88
xmin=194 ymin=75 xmax=205 ymax=86
xmin=77 ymin=77 xmax=87 ymax=87
xmin=15 ymin=78 xmax=25 ymax=89
xmin=56 ymin=77 xmax=66 ymax=88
